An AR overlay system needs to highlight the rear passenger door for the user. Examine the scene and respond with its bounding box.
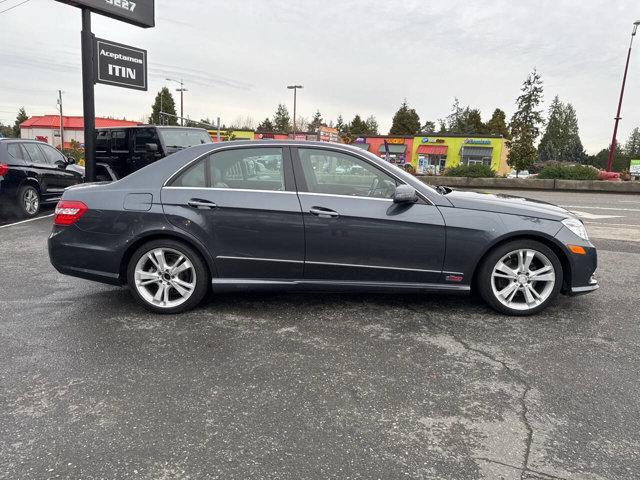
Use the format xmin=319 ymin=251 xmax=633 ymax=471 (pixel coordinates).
xmin=131 ymin=128 xmax=162 ymax=172
xmin=161 ymin=146 xmax=305 ymax=280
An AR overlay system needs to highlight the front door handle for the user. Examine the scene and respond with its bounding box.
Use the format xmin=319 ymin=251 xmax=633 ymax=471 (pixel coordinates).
xmin=188 ymin=198 xmax=217 ymax=209
xmin=310 ymin=206 xmax=339 ymax=218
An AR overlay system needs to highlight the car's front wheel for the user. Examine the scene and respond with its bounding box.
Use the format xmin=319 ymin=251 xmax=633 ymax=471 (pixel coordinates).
xmin=477 ymin=240 xmax=563 ymax=316
xmin=126 ymin=239 xmax=209 ymax=314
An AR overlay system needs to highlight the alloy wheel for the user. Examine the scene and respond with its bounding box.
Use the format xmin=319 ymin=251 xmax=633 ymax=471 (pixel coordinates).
xmin=490 ymin=248 xmax=556 ymax=311
xmin=23 ymin=188 xmax=39 ymax=215
xmin=134 ymin=247 xmax=196 ymax=308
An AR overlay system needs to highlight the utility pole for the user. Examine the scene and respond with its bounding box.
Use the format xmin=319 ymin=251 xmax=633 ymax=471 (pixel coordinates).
xmin=57 ymin=90 xmax=64 ymax=151
xmin=287 ymin=85 xmax=303 ymax=137
xmin=216 ymin=116 xmax=221 ymax=142
xmin=607 ymin=21 xmax=640 ymax=172
xmin=81 ymin=8 xmax=96 ymax=182
xmin=166 ymin=78 xmax=187 ymax=126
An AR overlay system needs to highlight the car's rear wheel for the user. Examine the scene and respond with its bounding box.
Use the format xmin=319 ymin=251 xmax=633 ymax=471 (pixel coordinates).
xmin=126 ymin=239 xmax=209 ymax=314
xmin=477 ymin=240 xmax=563 ymax=316
xmin=17 ymin=185 xmax=40 ymax=218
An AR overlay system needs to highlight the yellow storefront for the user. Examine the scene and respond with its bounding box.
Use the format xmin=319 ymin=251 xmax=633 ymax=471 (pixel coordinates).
xmin=412 ymin=135 xmax=510 ymax=175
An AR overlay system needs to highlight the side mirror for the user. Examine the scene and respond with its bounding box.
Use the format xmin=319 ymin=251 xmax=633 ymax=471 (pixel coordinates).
xmin=55 ymin=160 xmax=67 ymax=169
xmin=66 ymin=156 xmax=76 ymax=165
xmin=393 ymin=184 xmax=418 ymax=204
xmin=145 ymin=143 xmax=159 ymax=153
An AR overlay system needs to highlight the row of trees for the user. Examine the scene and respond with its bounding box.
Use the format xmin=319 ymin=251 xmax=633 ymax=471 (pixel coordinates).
xmin=0 ymin=107 xmax=28 ymax=138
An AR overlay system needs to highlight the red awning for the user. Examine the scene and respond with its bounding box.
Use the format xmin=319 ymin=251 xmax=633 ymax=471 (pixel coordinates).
xmin=417 ymin=145 xmax=448 ymax=155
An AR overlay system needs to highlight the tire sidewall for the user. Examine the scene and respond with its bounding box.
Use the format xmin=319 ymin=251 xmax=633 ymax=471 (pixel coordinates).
xmin=126 ymin=239 xmax=209 ymax=314
xmin=477 ymin=239 xmax=563 ymax=316
xmin=17 ymin=185 xmax=40 ymax=218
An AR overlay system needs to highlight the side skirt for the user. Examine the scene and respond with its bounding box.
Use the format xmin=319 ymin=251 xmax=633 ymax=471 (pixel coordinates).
xmin=210 ymin=278 xmax=471 ymax=294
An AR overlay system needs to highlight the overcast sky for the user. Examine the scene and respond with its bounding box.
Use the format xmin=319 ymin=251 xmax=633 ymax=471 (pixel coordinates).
xmin=1 ymin=0 xmax=639 ymax=152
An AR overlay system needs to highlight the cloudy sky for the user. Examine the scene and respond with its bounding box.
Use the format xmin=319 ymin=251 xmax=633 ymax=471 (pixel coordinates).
xmin=1 ymin=0 xmax=639 ymax=152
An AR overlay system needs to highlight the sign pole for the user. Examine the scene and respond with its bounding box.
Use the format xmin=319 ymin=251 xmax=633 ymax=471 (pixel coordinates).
xmin=81 ymin=8 xmax=96 ymax=182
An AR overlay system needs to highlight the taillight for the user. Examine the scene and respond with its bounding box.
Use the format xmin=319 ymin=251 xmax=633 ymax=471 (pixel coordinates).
xmin=0 ymin=162 xmax=8 ymax=176
xmin=54 ymin=200 xmax=88 ymax=226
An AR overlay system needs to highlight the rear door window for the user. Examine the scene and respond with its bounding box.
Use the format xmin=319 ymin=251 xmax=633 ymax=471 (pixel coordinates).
xmin=22 ymin=143 xmax=48 ymax=165
xmin=111 ymin=130 xmax=129 ymax=152
xmin=209 ymin=148 xmax=284 ymax=191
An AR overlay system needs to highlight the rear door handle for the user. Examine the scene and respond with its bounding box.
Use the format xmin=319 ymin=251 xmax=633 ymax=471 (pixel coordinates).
xmin=188 ymin=199 xmax=217 ymax=209
xmin=310 ymin=206 xmax=339 ymax=218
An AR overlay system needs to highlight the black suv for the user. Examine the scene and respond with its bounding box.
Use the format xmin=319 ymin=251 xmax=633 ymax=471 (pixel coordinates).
xmin=95 ymin=126 xmax=212 ymax=180
xmin=0 ymin=138 xmax=84 ymax=218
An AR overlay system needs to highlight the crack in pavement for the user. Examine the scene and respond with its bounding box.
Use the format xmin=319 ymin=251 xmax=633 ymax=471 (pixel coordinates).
xmin=403 ymin=305 xmax=547 ymax=480
xmin=475 ymin=457 xmax=568 ymax=480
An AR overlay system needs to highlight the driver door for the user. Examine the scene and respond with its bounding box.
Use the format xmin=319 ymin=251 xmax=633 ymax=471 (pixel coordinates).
xmin=292 ymin=147 xmax=446 ymax=283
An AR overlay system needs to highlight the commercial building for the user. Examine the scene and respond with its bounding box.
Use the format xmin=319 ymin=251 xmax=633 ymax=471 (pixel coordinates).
xmin=350 ymin=133 xmax=510 ymax=175
xmin=20 ymin=115 xmax=140 ymax=149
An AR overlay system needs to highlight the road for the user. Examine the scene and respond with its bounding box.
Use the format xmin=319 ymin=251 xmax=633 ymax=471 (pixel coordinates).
xmin=0 ymin=190 xmax=639 ymax=479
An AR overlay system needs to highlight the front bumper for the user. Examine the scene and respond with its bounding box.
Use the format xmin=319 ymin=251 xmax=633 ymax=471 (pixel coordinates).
xmin=554 ymin=225 xmax=599 ymax=296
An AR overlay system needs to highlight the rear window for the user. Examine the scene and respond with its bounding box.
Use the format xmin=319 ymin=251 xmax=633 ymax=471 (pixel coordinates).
xmin=134 ymin=128 xmax=159 ymax=152
xmin=96 ymin=130 xmax=109 ymax=152
xmin=160 ymin=129 xmax=211 ymax=149
xmin=7 ymin=143 xmax=26 ymax=161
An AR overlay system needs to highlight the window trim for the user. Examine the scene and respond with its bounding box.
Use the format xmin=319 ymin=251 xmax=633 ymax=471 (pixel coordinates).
xmin=21 ymin=142 xmax=48 ymax=165
xmin=110 ymin=129 xmax=129 ymax=153
xmin=38 ymin=143 xmax=66 ymax=165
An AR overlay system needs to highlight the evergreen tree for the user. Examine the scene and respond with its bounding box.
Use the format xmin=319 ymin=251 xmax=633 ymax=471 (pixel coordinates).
xmin=13 ymin=107 xmax=28 ymax=137
xmin=508 ymin=69 xmax=544 ymax=173
xmin=349 ymin=114 xmax=369 ymax=135
xmin=389 ymin=99 xmax=421 ymax=135
xmin=335 ymin=115 xmax=345 ymax=134
xmin=624 ymin=127 xmax=640 ymax=158
xmin=256 ymin=118 xmax=274 ymax=133
xmin=0 ymin=122 xmax=14 ymax=138
xmin=444 ymin=100 xmax=486 ymax=134
xmin=586 ymin=143 xmax=629 ymax=172
xmin=365 ymin=115 xmax=379 ymax=135
xmin=421 ymin=121 xmax=436 ymax=133
xmin=538 ymin=97 xmax=585 ymax=162
xmin=308 ymin=110 xmax=325 ymax=132
xmin=485 ymin=108 xmax=510 ymax=139
xmin=272 ymin=104 xmax=291 ymax=134
xmin=149 ymin=87 xmax=178 ymax=125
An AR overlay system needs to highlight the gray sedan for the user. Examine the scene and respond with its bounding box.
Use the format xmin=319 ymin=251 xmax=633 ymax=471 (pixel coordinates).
xmin=48 ymin=141 xmax=598 ymax=315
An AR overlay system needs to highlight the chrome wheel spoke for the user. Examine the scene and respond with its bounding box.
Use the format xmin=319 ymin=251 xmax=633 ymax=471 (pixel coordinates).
xmin=495 ymin=261 xmax=518 ymax=278
xmin=153 ymin=283 xmax=166 ymax=304
xmin=498 ymin=282 xmax=519 ymax=300
xmin=171 ymin=278 xmax=193 ymax=297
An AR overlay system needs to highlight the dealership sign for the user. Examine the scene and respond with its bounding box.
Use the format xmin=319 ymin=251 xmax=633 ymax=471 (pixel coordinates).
xmin=630 ymin=159 xmax=640 ymax=175
xmin=464 ymin=138 xmax=492 ymax=145
xmin=55 ymin=0 xmax=154 ymax=28
xmin=94 ymin=37 xmax=147 ymax=90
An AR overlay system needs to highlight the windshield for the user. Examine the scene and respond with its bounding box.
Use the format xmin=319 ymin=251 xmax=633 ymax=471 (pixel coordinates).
xmin=159 ymin=129 xmax=212 ymax=148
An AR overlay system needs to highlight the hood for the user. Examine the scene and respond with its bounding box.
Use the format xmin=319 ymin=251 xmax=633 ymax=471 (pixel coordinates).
xmin=444 ymin=189 xmax=574 ymax=221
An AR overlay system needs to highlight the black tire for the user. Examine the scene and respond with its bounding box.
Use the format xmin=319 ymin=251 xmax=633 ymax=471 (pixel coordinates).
xmin=17 ymin=185 xmax=40 ymax=218
xmin=126 ymin=239 xmax=209 ymax=314
xmin=476 ymin=239 xmax=563 ymax=316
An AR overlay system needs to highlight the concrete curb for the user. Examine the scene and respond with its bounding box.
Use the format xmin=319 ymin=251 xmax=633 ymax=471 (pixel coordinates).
xmin=417 ymin=176 xmax=640 ymax=194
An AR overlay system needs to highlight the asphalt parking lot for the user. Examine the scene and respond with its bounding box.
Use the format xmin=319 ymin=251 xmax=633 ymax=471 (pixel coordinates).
xmin=1 ymin=189 xmax=639 ymax=479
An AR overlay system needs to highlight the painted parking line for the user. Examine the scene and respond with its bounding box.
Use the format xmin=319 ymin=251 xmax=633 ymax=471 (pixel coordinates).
xmin=0 ymin=214 xmax=54 ymax=229
xmin=561 ymin=205 xmax=640 ymax=213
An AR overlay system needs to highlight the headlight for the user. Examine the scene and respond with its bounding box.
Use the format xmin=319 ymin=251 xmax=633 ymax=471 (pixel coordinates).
xmin=562 ymin=217 xmax=589 ymax=240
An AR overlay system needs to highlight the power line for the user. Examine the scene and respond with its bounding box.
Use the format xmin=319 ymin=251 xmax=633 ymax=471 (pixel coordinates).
xmin=0 ymin=0 xmax=30 ymax=14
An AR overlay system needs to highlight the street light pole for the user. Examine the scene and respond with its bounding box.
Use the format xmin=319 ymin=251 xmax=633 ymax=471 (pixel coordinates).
xmin=287 ymin=85 xmax=303 ymax=137
xmin=57 ymin=90 xmax=64 ymax=151
xmin=607 ymin=21 xmax=640 ymax=172
xmin=166 ymin=78 xmax=188 ymax=126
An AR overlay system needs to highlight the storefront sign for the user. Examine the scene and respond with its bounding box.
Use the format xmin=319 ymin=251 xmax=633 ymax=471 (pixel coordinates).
xmin=257 ymin=133 xmax=274 ymax=139
xmin=464 ymin=138 xmax=491 ymax=145
xmin=319 ymin=126 xmax=339 ymax=143
xmin=55 ymin=0 xmax=155 ymax=28
xmin=354 ymin=137 xmax=366 ymax=143
xmin=94 ymin=37 xmax=147 ymax=90
xmin=386 ymin=138 xmax=405 ymax=144
xmin=630 ymin=159 xmax=640 ymax=175
xmin=422 ymin=137 xmax=446 ymax=143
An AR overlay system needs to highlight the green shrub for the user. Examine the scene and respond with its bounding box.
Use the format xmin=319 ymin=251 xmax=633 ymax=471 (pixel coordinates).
xmin=444 ymin=164 xmax=496 ymax=178
xmin=537 ymin=163 xmax=599 ymax=180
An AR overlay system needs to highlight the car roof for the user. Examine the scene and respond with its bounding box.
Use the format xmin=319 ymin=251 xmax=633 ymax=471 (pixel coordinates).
xmin=0 ymin=138 xmax=47 ymax=144
xmin=95 ymin=125 xmax=208 ymax=131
